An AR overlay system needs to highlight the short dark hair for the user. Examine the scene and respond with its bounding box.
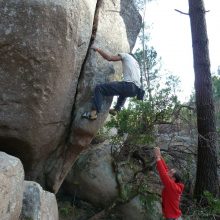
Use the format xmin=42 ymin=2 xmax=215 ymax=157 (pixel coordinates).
xmin=173 ymin=170 xmax=182 ymax=183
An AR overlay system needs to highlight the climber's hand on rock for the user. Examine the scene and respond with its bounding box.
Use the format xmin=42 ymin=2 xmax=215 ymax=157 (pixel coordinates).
xmin=91 ymin=45 xmax=98 ymax=52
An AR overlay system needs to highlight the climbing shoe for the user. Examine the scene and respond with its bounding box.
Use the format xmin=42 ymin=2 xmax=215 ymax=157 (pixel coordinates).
xmin=109 ymin=109 xmax=118 ymax=116
xmin=81 ymin=111 xmax=97 ymax=120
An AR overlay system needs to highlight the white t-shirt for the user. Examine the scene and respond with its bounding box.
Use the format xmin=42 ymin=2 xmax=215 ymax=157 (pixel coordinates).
xmin=118 ymin=53 xmax=141 ymax=88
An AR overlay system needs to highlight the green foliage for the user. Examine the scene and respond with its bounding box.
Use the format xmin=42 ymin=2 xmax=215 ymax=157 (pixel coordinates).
xmin=212 ymin=74 xmax=220 ymax=130
xmin=106 ymin=25 xmax=181 ymax=146
xmin=105 ymin=21 xmax=184 ymax=219
xmin=58 ymin=199 xmax=98 ymax=220
xmin=106 ymin=89 xmax=179 ymax=145
xmin=203 ymin=191 xmax=220 ymax=215
xmin=139 ymin=193 xmax=161 ymax=218
xmin=212 ymin=75 xmax=220 ymax=100
xmin=183 ymin=191 xmax=220 ymax=219
xmin=107 ymin=100 xmax=155 ymax=144
xmin=92 ymin=126 xmax=109 ymax=144
xmin=134 ymin=0 xmax=153 ymax=12
xmin=135 ymin=46 xmax=160 ymax=82
xmin=190 ymin=74 xmax=220 ymax=101
xmin=112 ymin=156 xmax=143 ymax=201
xmin=189 ymin=74 xmax=220 ymax=130
xmin=59 ymin=205 xmax=74 ymax=217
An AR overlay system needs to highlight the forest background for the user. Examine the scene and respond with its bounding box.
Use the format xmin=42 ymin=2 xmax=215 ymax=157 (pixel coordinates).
xmin=103 ymin=0 xmax=220 ymax=218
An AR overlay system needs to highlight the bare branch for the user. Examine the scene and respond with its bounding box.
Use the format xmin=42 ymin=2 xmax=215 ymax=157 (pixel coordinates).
xmin=174 ymin=9 xmax=189 ymax=15
xmin=174 ymin=8 xmax=210 ymax=15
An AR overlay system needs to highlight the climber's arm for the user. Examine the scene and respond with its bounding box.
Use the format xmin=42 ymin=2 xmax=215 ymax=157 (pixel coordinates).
xmin=91 ymin=46 xmax=122 ymax=62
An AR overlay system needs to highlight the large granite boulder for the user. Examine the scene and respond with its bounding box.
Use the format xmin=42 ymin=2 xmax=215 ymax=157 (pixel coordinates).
xmin=118 ymin=195 xmax=161 ymax=220
xmin=62 ymin=141 xmax=118 ymax=207
xmin=61 ymin=140 xmax=162 ymax=219
xmin=0 ymin=0 xmax=141 ymax=192
xmin=20 ymin=181 xmax=58 ymax=220
xmin=0 ymin=152 xmax=24 ymax=220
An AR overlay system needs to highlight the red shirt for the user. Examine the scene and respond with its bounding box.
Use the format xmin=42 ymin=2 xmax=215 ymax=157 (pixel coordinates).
xmin=156 ymin=159 xmax=184 ymax=219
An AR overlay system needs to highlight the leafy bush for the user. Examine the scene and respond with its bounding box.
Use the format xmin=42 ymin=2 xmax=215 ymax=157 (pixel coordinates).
xmin=106 ymin=92 xmax=180 ymax=145
xmin=183 ymin=191 xmax=220 ymax=219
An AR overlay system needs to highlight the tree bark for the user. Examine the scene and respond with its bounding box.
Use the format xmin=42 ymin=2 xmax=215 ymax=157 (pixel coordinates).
xmin=188 ymin=0 xmax=219 ymax=198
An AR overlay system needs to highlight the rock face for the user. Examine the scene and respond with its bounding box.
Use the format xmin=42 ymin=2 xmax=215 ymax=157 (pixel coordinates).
xmin=62 ymin=140 xmax=163 ymax=220
xmin=20 ymin=181 xmax=58 ymax=220
xmin=0 ymin=151 xmax=58 ymax=220
xmin=0 ymin=152 xmax=24 ymax=220
xmin=0 ymin=0 xmax=141 ymax=192
xmin=118 ymin=195 xmax=161 ymax=220
xmin=63 ymin=141 xmax=118 ymax=207
xmin=61 ymin=134 xmax=197 ymax=219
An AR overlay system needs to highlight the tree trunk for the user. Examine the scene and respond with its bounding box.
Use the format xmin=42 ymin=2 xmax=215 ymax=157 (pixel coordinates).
xmin=188 ymin=0 xmax=219 ymax=199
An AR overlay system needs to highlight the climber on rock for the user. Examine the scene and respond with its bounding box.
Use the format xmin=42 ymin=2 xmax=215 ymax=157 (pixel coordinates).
xmin=82 ymin=46 xmax=142 ymax=120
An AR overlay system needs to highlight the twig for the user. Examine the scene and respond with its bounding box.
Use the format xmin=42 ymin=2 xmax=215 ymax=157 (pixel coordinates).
xmin=174 ymin=9 xmax=189 ymax=15
xmin=174 ymin=8 xmax=210 ymax=15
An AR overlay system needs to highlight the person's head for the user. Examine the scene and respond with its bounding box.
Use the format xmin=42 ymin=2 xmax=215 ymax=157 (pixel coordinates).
xmin=168 ymin=168 xmax=182 ymax=183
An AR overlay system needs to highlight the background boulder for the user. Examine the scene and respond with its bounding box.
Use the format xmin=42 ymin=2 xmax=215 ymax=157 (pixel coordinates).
xmin=20 ymin=181 xmax=58 ymax=220
xmin=0 ymin=152 xmax=24 ymax=220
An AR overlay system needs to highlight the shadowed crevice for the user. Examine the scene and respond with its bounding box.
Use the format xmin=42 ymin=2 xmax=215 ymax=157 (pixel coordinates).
xmin=0 ymin=137 xmax=33 ymax=173
xmin=65 ymin=0 xmax=104 ymax=144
